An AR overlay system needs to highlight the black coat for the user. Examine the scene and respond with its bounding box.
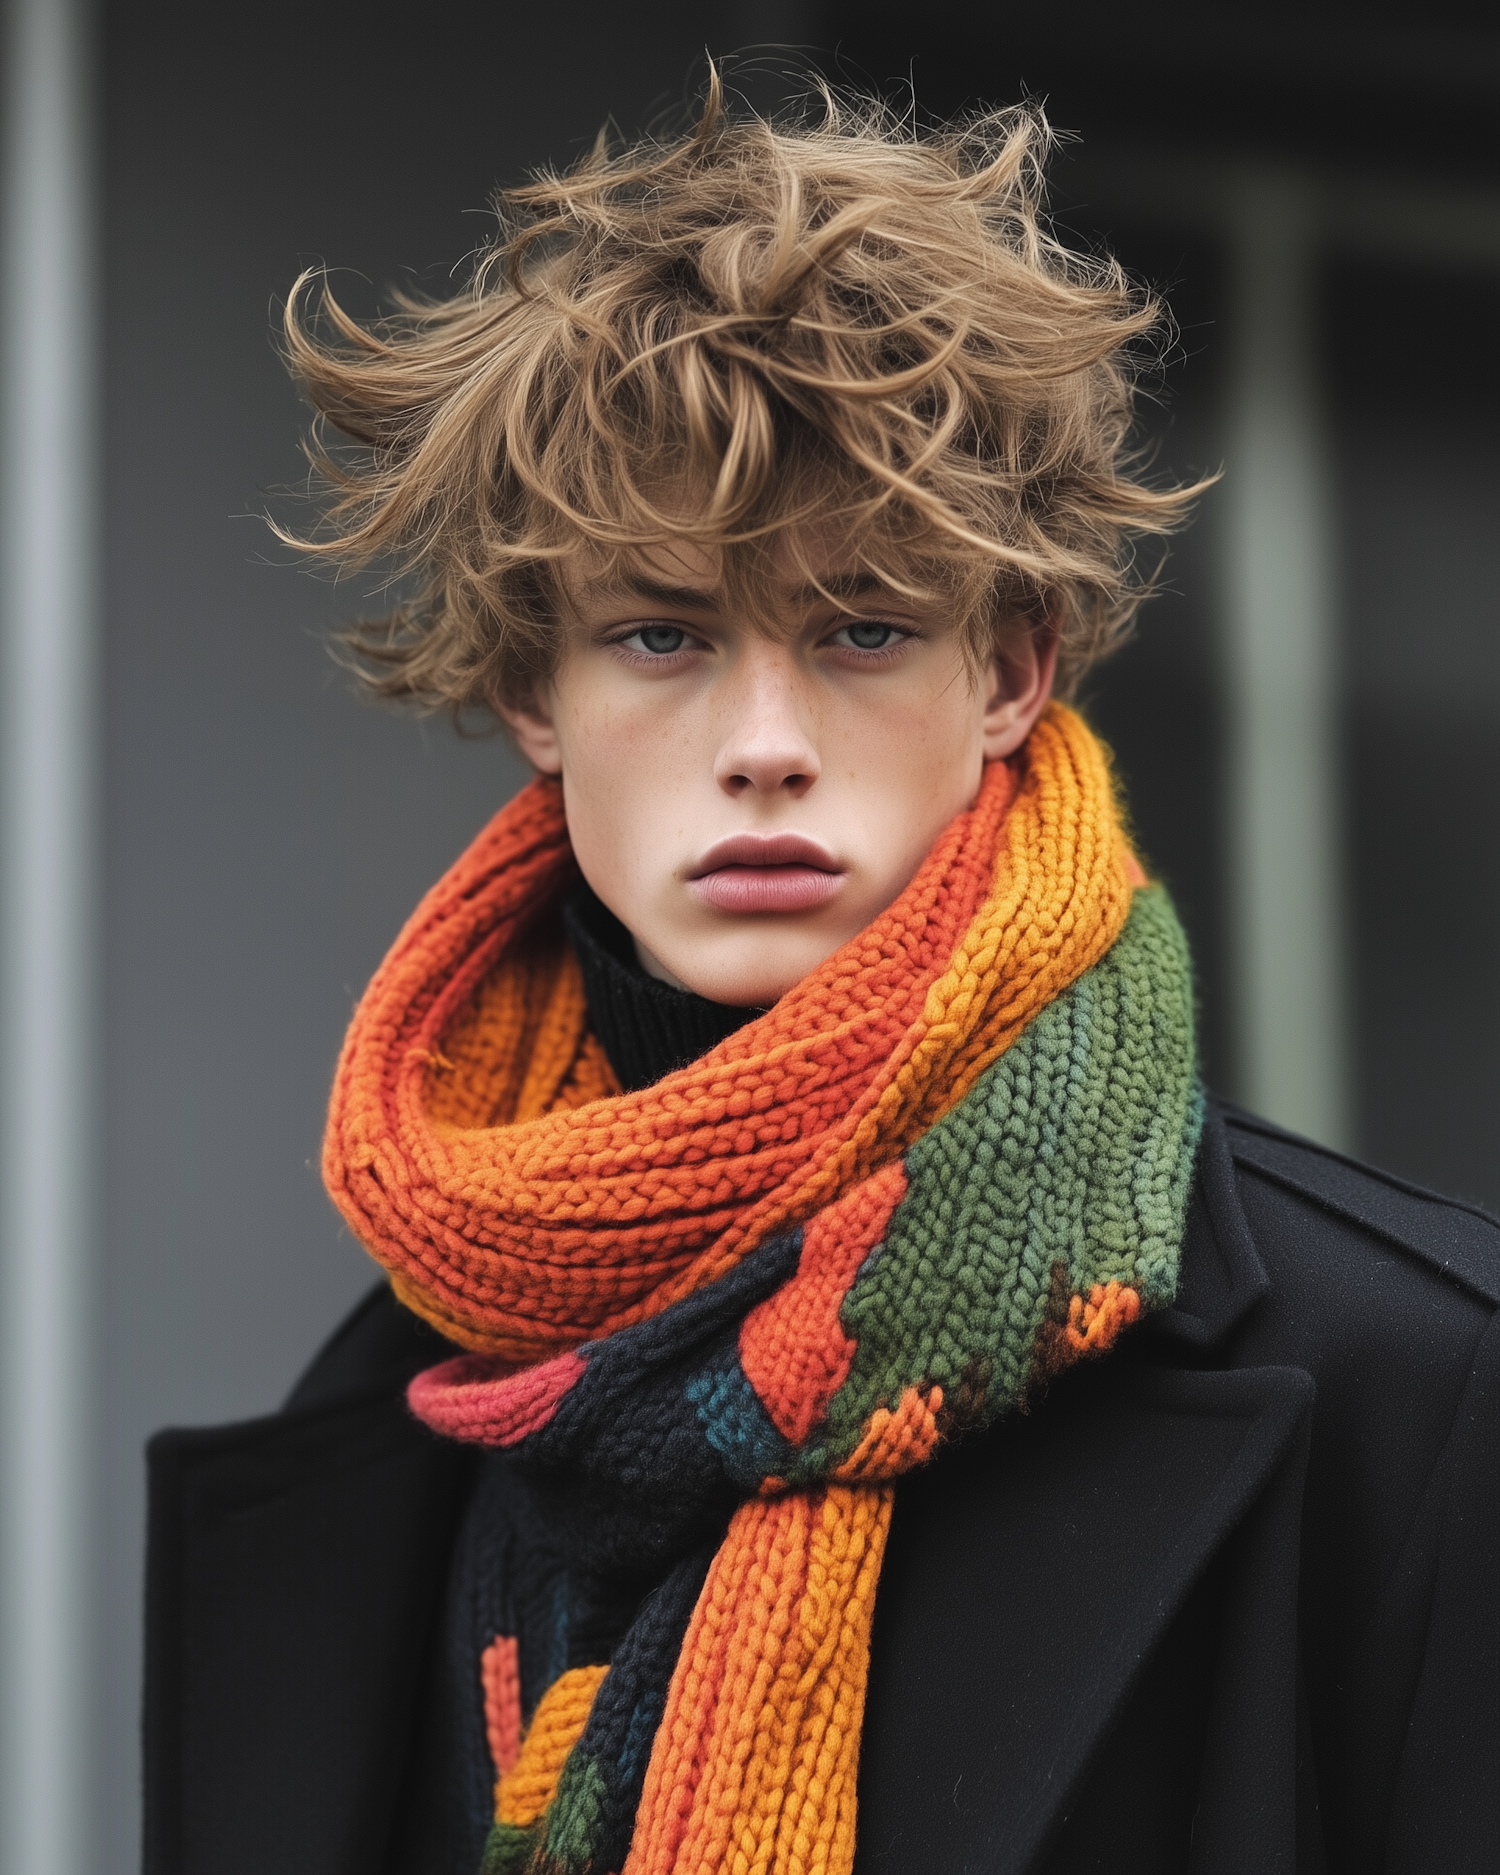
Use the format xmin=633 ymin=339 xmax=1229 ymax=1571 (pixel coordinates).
xmin=142 ymin=1103 xmax=1500 ymax=1875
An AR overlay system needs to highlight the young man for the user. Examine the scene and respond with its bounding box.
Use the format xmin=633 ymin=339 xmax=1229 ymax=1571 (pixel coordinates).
xmin=143 ymin=85 xmax=1498 ymax=1875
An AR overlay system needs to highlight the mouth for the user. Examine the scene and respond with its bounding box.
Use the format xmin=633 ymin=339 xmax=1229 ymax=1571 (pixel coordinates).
xmin=686 ymin=833 xmax=845 ymax=915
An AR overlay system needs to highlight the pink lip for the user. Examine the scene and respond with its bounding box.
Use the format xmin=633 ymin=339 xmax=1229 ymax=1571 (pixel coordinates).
xmin=687 ymin=834 xmax=845 ymax=915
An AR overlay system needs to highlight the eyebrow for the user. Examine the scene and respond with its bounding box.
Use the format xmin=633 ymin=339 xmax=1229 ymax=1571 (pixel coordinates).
xmin=609 ymin=570 xmax=893 ymax=611
xmin=793 ymin=572 xmax=890 ymax=604
xmin=614 ymin=577 xmax=719 ymax=610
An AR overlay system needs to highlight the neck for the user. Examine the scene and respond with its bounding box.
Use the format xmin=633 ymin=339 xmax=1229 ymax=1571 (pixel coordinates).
xmin=561 ymin=881 xmax=765 ymax=1092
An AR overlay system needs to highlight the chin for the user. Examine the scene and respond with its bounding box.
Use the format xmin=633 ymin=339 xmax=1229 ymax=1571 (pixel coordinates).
xmin=672 ymin=939 xmax=823 ymax=1009
xmin=683 ymin=970 xmax=799 ymax=1009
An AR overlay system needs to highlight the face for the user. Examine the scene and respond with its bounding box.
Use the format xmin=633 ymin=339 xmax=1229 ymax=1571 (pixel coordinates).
xmin=500 ymin=539 xmax=1057 ymax=1006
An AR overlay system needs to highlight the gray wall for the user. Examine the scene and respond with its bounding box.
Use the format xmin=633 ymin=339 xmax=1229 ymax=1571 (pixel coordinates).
xmin=1335 ymin=257 xmax=1500 ymax=1205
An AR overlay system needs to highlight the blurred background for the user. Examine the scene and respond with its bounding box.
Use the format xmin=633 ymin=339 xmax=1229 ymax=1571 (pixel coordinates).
xmin=1 ymin=1 xmax=1496 ymax=1869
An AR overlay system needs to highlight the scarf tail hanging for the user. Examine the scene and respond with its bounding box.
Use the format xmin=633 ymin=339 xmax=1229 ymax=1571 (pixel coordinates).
xmin=624 ymin=1484 xmax=891 ymax=1875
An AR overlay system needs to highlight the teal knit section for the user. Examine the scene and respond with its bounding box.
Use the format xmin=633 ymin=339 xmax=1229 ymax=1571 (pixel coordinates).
xmin=686 ymin=1361 xmax=795 ymax=1489
xmin=824 ymin=885 xmax=1200 ymax=1463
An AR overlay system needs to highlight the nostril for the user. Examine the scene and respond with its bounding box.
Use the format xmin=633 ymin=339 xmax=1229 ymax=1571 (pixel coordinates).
xmin=715 ymin=748 xmax=821 ymax=794
xmin=721 ymin=772 xmax=811 ymax=792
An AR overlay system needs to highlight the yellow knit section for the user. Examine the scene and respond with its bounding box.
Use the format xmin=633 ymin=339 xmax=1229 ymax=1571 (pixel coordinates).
xmin=494 ymin=1663 xmax=610 ymax=1828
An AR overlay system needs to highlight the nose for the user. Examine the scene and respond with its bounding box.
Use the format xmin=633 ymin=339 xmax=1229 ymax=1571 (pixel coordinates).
xmin=713 ymin=641 xmax=821 ymax=800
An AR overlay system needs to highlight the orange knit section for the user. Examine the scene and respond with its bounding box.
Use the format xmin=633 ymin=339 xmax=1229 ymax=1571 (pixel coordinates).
xmin=623 ymin=1485 xmax=891 ymax=1875
xmin=1031 ymin=1278 xmax=1143 ymax=1388
xmin=1067 ymin=1280 xmax=1141 ymax=1354
xmin=831 ymin=1385 xmax=944 ymax=1484
xmin=324 ymin=703 xmax=1134 ymax=1360
xmin=494 ymin=1663 xmax=609 ymax=1828
xmin=739 ymin=1162 xmax=909 ymax=1445
xmin=426 ymin=911 xmax=619 ymax=1129
xmin=481 ymin=1633 xmax=522 ymax=1777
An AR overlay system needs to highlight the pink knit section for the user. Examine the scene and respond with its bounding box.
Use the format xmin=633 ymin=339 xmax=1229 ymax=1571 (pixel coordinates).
xmin=481 ymin=1634 xmax=522 ymax=1776
xmin=408 ymin=1349 xmax=587 ymax=1446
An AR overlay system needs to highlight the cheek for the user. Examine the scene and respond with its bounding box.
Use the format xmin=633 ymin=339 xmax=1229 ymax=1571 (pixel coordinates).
xmin=552 ymin=685 xmax=687 ymax=895
xmin=851 ymin=674 xmax=985 ymax=799
xmin=840 ymin=678 xmax=986 ymax=883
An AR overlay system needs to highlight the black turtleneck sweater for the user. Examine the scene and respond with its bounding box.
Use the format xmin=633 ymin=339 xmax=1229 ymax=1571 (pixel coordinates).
xmin=560 ymin=882 xmax=765 ymax=1091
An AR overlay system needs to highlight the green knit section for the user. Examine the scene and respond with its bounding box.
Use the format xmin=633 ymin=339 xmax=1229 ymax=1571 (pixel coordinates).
xmin=540 ymin=1752 xmax=609 ymax=1872
xmin=480 ymin=1819 xmax=536 ymax=1875
xmin=822 ymin=885 xmax=1200 ymax=1464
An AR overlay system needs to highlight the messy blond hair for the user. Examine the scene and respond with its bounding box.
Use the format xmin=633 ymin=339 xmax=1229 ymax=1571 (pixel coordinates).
xmin=279 ymin=76 xmax=1205 ymax=709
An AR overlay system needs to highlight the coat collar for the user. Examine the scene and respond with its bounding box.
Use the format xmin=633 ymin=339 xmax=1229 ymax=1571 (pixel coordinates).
xmin=1148 ymin=1099 xmax=1272 ymax=1350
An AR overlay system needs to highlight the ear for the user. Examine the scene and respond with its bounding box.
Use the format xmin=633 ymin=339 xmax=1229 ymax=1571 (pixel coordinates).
xmin=980 ymin=613 xmax=1060 ymax=762
xmin=495 ymin=686 xmax=564 ymax=776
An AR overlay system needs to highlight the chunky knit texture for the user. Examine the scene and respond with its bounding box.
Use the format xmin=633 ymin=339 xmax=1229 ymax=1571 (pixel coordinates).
xmin=323 ymin=703 xmax=1202 ymax=1875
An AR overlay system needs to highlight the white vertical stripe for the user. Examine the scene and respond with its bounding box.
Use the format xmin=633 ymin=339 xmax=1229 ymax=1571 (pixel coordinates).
xmin=1223 ymin=172 xmax=1349 ymax=1148
xmin=1 ymin=0 xmax=98 ymax=1868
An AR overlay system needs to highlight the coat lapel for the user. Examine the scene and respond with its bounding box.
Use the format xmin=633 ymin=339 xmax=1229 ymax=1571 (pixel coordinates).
xmin=143 ymin=1374 xmax=473 ymax=1875
xmin=854 ymin=1104 xmax=1311 ymax=1875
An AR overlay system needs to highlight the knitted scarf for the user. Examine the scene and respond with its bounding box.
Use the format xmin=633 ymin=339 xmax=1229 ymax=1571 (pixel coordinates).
xmin=324 ymin=702 xmax=1202 ymax=1875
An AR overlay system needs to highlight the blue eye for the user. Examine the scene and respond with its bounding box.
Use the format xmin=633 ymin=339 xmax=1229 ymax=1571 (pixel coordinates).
xmin=839 ymin=621 xmax=898 ymax=650
xmin=635 ymin=625 xmax=688 ymax=654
